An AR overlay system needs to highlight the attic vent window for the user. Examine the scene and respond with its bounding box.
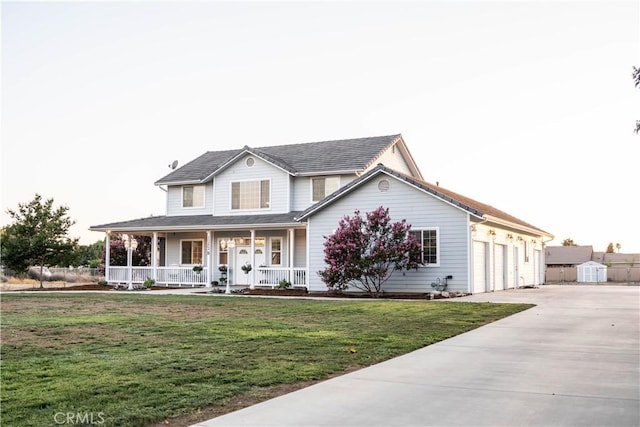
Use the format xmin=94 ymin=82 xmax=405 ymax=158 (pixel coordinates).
xmin=246 ymin=157 xmax=255 ymax=167
xmin=378 ymin=179 xmax=390 ymax=192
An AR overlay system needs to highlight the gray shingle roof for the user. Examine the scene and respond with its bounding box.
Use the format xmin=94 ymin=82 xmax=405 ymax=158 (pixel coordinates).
xmin=297 ymin=164 xmax=552 ymax=236
xmin=90 ymin=212 xmax=304 ymax=232
xmin=545 ymin=246 xmax=594 ymax=265
xmin=155 ymin=134 xmax=401 ymax=185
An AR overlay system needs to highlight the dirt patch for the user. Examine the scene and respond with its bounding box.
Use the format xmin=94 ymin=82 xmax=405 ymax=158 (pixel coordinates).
xmin=17 ymin=284 xmax=113 ymax=291
xmin=246 ymin=288 xmax=309 ymax=297
xmin=307 ymin=291 xmax=429 ymax=300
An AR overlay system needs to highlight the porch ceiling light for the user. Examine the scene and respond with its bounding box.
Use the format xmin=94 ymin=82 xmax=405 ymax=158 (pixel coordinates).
xmin=123 ymin=234 xmax=138 ymax=250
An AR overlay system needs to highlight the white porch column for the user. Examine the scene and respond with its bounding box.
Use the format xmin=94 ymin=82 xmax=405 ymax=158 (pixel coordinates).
xmin=105 ymin=232 xmax=111 ymax=282
xmin=250 ymin=229 xmax=256 ymax=289
xmin=152 ymin=232 xmax=158 ymax=283
xmin=289 ymin=228 xmax=294 ymax=284
xmin=206 ymin=231 xmax=213 ymax=288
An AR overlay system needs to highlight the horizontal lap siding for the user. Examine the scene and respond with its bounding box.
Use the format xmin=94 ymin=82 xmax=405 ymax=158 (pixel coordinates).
xmin=307 ymin=175 xmax=470 ymax=293
xmin=291 ymin=174 xmax=358 ymax=212
xmin=167 ymin=182 xmax=214 ymax=216
xmin=368 ymin=147 xmax=412 ymax=175
xmin=294 ymin=229 xmax=306 ymax=268
xmin=214 ymin=155 xmax=289 ymax=215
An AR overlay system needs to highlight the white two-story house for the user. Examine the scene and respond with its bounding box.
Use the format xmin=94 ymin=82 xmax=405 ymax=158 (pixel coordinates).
xmin=90 ymin=134 xmax=553 ymax=294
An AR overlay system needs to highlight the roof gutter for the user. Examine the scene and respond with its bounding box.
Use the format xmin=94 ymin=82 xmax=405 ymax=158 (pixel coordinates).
xmin=154 ymin=180 xmax=204 ymax=186
xmin=296 ymin=169 xmax=361 ymax=177
xmin=483 ymin=214 xmax=554 ymax=238
xmin=90 ymin=222 xmax=306 ymax=233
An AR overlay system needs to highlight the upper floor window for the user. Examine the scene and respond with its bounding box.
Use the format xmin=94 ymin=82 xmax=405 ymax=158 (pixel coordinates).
xmin=409 ymin=228 xmax=439 ymax=266
xmin=181 ymin=240 xmax=203 ymax=265
xmin=231 ymin=180 xmax=270 ymax=210
xmin=312 ymin=176 xmax=340 ymax=202
xmin=182 ymin=185 xmax=205 ymax=208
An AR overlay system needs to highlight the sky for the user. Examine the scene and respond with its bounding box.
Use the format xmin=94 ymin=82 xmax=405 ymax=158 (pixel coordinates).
xmin=2 ymin=0 xmax=639 ymax=253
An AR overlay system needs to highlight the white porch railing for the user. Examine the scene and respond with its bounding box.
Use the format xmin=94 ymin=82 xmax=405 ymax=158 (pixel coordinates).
xmin=108 ymin=266 xmax=208 ymax=287
xmin=107 ymin=266 xmax=306 ymax=288
xmin=255 ymin=267 xmax=307 ymax=289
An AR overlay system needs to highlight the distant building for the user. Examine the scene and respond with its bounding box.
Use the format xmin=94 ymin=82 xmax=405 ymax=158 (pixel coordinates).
xmin=545 ymin=246 xmax=639 ymax=283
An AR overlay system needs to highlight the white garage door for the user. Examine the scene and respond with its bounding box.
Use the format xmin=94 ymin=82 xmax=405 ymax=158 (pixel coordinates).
xmin=494 ymin=244 xmax=505 ymax=291
xmin=473 ymin=241 xmax=487 ymax=294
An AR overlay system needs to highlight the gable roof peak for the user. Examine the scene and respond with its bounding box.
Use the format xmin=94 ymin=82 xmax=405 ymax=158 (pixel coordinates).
xmin=297 ymin=164 xmax=552 ymax=237
xmin=155 ymin=133 xmax=408 ymax=185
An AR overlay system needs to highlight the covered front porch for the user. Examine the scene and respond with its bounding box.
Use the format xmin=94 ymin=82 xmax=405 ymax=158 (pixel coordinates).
xmin=102 ymin=226 xmax=308 ymax=290
xmin=107 ymin=265 xmax=307 ymax=289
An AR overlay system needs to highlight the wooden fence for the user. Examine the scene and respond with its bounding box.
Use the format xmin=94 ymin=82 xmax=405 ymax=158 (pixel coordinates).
xmin=546 ymin=266 xmax=640 ymax=283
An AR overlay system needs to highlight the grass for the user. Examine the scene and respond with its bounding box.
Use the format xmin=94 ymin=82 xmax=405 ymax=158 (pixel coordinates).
xmin=1 ymin=293 xmax=533 ymax=427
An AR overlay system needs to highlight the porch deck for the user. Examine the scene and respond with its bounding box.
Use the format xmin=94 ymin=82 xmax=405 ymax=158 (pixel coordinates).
xmin=107 ymin=266 xmax=307 ymax=289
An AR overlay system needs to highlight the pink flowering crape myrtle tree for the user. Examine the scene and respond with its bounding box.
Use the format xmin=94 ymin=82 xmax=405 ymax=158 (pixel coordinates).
xmin=318 ymin=206 xmax=423 ymax=297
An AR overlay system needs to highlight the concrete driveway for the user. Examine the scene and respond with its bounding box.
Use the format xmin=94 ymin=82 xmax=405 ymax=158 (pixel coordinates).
xmin=194 ymin=285 xmax=639 ymax=427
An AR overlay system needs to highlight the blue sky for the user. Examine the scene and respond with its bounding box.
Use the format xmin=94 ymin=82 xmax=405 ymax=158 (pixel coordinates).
xmin=2 ymin=1 xmax=639 ymax=253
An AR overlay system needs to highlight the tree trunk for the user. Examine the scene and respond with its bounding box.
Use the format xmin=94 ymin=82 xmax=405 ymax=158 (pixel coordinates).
xmin=39 ymin=263 xmax=44 ymax=288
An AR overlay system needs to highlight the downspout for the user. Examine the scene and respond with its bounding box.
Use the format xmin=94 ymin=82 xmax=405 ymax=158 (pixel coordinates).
xmin=541 ymin=235 xmax=554 ymax=285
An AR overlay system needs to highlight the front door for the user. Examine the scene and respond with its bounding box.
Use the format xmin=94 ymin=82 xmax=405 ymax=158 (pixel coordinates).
xmin=235 ymin=246 xmax=265 ymax=285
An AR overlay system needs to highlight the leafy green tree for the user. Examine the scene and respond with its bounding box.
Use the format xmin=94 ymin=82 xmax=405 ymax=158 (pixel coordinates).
xmin=1 ymin=194 xmax=78 ymax=287
xmin=562 ymin=238 xmax=577 ymax=246
xmin=318 ymin=206 xmax=423 ymax=297
xmin=606 ymin=243 xmax=615 ymax=253
xmin=75 ymin=240 xmax=105 ymax=267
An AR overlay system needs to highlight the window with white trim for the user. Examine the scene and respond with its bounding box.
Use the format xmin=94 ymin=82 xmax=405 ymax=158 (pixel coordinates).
xmin=182 ymin=185 xmax=205 ymax=208
xmin=409 ymin=228 xmax=439 ymax=265
xmin=181 ymin=240 xmax=204 ymax=265
xmin=270 ymin=238 xmax=282 ymax=265
xmin=311 ymin=176 xmax=340 ymax=202
xmin=231 ymin=180 xmax=270 ymax=210
xmin=218 ymin=239 xmax=228 ymax=265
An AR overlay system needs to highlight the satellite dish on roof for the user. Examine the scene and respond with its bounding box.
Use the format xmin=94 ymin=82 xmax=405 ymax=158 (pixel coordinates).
xmin=168 ymin=160 xmax=178 ymax=169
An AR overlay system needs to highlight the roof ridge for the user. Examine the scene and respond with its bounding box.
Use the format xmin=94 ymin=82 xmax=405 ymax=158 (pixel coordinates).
xmin=256 ymin=134 xmax=401 ymax=151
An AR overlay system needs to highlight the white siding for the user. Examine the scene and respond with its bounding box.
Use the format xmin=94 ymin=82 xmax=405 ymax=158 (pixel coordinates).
xmin=366 ymin=145 xmax=413 ymax=175
xmin=166 ymin=182 xmax=214 ymax=216
xmin=214 ymin=154 xmax=290 ymax=215
xmin=291 ymin=174 xmax=358 ymax=211
xmin=306 ymin=174 xmax=471 ymax=293
xmin=294 ymin=229 xmax=306 ymax=268
xmin=471 ymin=224 xmax=545 ymax=292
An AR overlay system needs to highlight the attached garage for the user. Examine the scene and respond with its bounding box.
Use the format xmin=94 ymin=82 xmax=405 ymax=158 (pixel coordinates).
xmin=494 ymin=244 xmax=506 ymax=291
xmin=473 ymin=241 xmax=488 ymax=293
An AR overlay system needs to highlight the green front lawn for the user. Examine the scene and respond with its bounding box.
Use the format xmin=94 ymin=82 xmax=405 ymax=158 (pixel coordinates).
xmin=1 ymin=293 xmax=533 ymax=426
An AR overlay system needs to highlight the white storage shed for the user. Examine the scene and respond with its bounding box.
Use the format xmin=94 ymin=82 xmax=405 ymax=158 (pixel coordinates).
xmin=577 ymin=261 xmax=607 ymax=283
